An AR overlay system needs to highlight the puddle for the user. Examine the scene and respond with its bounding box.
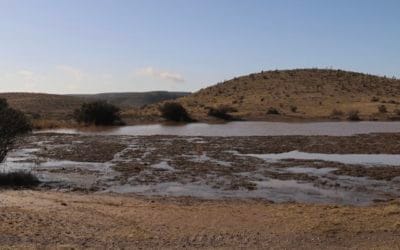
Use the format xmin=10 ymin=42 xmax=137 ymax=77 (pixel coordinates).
xmin=244 ymin=151 xmax=400 ymax=166
xmin=105 ymin=179 xmax=377 ymax=205
xmin=187 ymin=152 xmax=232 ymax=167
xmin=36 ymin=121 xmax=400 ymax=136
xmin=150 ymin=161 xmax=175 ymax=171
xmin=285 ymin=167 xmax=337 ymax=175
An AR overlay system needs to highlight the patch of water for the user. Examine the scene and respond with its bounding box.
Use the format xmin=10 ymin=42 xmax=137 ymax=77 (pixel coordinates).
xmin=186 ymin=152 xmax=232 ymax=167
xmin=243 ymin=151 xmax=400 ymax=166
xmin=285 ymin=167 xmax=337 ymax=175
xmin=35 ymin=121 xmax=400 ymax=136
xmin=150 ymin=161 xmax=175 ymax=171
xmin=105 ymin=179 xmax=377 ymax=205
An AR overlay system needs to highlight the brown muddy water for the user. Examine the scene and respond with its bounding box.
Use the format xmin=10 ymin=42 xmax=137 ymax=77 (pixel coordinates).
xmin=2 ymin=133 xmax=400 ymax=205
xmin=36 ymin=121 xmax=400 ymax=136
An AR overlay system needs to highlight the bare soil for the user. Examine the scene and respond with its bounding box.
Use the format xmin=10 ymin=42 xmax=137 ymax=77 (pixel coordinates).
xmin=0 ymin=190 xmax=400 ymax=249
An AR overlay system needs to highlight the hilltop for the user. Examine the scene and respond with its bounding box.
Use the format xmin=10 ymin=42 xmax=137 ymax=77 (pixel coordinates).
xmin=134 ymin=69 xmax=400 ymax=122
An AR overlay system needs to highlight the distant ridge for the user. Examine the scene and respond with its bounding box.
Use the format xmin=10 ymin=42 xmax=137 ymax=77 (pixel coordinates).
xmin=0 ymin=91 xmax=189 ymax=122
xmin=72 ymin=91 xmax=190 ymax=108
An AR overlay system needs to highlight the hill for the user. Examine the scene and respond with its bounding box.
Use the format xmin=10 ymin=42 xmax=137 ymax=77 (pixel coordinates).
xmin=0 ymin=93 xmax=84 ymax=120
xmin=73 ymin=91 xmax=190 ymax=108
xmin=134 ymin=69 xmax=400 ymax=121
xmin=0 ymin=91 xmax=189 ymax=128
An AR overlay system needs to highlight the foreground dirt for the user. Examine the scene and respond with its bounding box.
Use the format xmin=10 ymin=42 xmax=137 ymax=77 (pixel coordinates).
xmin=0 ymin=190 xmax=399 ymax=249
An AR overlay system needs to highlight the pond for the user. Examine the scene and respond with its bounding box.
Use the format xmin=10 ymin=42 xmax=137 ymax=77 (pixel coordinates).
xmin=36 ymin=121 xmax=400 ymax=136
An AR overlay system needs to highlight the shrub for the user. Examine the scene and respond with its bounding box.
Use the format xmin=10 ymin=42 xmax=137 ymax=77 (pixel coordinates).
xmin=159 ymin=102 xmax=192 ymax=122
xmin=378 ymin=105 xmax=387 ymax=113
xmin=0 ymin=171 xmax=40 ymax=188
xmin=0 ymin=98 xmax=32 ymax=138
xmin=0 ymin=98 xmax=32 ymax=162
xmin=266 ymin=107 xmax=280 ymax=115
xmin=74 ymin=101 xmax=123 ymax=126
xmin=0 ymin=98 xmax=8 ymax=109
xmin=207 ymin=105 xmax=237 ymax=120
xmin=371 ymin=96 xmax=380 ymax=102
xmin=347 ymin=110 xmax=361 ymax=121
xmin=290 ymin=105 xmax=298 ymax=113
xmin=330 ymin=109 xmax=344 ymax=117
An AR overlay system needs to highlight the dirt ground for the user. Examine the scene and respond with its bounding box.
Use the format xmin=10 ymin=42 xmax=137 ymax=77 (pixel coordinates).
xmin=0 ymin=190 xmax=399 ymax=249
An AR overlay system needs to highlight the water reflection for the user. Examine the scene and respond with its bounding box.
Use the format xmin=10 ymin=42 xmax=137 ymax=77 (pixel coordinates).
xmin=36 ymin=121 xmax=400 ymax=136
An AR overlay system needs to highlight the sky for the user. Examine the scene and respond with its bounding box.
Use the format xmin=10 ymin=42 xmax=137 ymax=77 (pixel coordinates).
xmin=0 ymin=0 xmax=399 ymax=94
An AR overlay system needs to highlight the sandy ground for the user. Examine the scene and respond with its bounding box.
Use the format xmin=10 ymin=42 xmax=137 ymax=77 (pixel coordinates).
xmin=0 ymin=190 xmax=399 ymax=249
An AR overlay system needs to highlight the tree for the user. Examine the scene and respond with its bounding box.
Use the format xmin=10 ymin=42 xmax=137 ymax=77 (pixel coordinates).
xmin=74 ymin=101 xmax=123 ymax=126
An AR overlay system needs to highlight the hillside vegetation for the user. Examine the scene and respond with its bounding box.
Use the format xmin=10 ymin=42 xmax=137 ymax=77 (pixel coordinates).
xmin=0 ymin=91 xmax=189 ymax=128
xmin=0 ymin=93 xmax=84 ymax=121
xmin=135 ymin=69 xmax=400 ymax=121
xmin=73 ymin=91 xmax=190 ymax=108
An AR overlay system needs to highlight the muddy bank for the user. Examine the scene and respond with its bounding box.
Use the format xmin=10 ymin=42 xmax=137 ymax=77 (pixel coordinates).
xmin=0 ymin=191 xmax=400 ymax=249
xmin=3 ymin=133 xmax=400 ymax=205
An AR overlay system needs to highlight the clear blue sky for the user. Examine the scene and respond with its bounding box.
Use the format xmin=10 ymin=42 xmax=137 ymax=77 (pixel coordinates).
xmin=0 ymin=0 xmax=399 ymax=94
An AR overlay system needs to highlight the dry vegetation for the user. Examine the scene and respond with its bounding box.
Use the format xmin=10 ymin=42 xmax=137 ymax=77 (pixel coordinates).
xmin=0 ymin=93 xmax=84 ymax=128
xmin=2 ymin=69 xmax=400 ymax=126
xmin=133 ymin=69 xmax=400 ymax=122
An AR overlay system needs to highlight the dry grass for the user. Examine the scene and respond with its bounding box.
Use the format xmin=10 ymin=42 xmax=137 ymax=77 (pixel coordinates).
xmin=0 ymin=93 xmax=83 ymax=122
xmin=3 ymin=69 xmax=400 ymax=124
xmin=129 ymin=69 xmax=400 ymax=122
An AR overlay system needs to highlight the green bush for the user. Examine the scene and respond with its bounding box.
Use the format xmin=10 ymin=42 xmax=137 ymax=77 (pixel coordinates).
xmin=74 ymin=101 xmax=123 ymax=126
xmin=159 ymin=102 xmax=192 ymax=122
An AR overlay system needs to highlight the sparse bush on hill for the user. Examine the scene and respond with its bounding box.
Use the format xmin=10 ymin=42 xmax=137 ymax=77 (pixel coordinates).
xmin=207 ymin=105 xmax=238 ymax=121
xmin=371 ymin=96 xmax=380 ymax=102
xmin=74 ymin=101 xmax=123 ymax=126
xmin=290 ymin=106 xmax=298 ymax=113
xmin=266 ymin=107 xmax=280 ymax=115
xmin=347 ymin=110 xmax=361 ymax=121
xmin=378 ymin=105 xmax=387 ymax=113
xmin=159 ymin=102 xmax=193 ymax=122
xmin=330 ymin=109 xmax=344 ymax=118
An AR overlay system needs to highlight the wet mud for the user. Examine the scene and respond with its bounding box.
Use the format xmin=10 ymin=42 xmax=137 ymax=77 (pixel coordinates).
xmin=2 ymin=133 xmax=400 ymax=205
